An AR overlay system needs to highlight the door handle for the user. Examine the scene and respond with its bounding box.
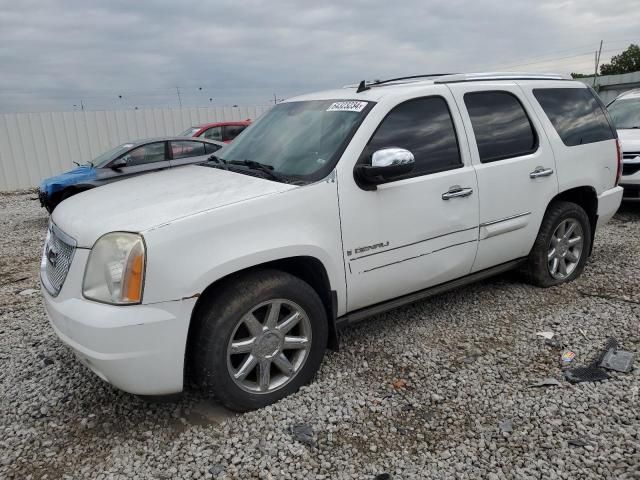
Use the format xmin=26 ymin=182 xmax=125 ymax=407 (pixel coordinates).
xmin=442 ymin=186 xmax=473 ymax=200
xmin=529 ymin=166 xmax=554 ymax=178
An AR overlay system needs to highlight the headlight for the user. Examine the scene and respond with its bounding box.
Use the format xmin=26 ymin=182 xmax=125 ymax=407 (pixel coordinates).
xmin=83 ymin=232 xmax=146 ymax=305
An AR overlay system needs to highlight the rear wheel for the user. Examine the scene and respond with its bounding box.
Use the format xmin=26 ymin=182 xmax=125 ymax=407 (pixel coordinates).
xmin=190 ymin=270 xmax=328 ymax=411
xmin=525 ymin=201 xmax=591 ymax=287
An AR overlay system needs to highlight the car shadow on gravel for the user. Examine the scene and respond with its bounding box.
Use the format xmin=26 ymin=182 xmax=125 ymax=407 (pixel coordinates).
xmin=615 ymin=200 xmax=640 ymax=221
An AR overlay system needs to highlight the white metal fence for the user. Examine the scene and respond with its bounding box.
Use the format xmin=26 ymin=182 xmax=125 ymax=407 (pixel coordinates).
xmin=0 ymin=105 xmax=271 ymax=191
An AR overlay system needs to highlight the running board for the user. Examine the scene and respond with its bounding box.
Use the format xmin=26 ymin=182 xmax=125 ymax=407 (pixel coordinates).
xmin=336 ymin=258 xmax=526 ymax=328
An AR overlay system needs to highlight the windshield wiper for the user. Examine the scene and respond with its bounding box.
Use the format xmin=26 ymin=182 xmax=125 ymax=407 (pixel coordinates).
xmin=227 ymin=160 xmax=289 ymax=183
xmin=207 ymin=154 xmax=228 ymax=170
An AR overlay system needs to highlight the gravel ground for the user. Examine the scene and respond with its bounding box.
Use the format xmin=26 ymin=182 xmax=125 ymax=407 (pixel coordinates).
xmin=1 ymin=191 xmax=639 ymax=480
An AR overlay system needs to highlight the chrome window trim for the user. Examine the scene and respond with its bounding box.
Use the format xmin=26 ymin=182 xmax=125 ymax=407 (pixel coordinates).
xmin=480 ymin=211 xmax=532 ymax=227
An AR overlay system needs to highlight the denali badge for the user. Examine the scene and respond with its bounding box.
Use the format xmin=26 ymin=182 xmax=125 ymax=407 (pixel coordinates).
xmin=347 ymin=241 xmax=390 ymax=256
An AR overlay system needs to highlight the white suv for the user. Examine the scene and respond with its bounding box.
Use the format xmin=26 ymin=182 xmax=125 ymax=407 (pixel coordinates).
xmin=607 ymin=88 xmax=640 ymax=199
xmin=41 ymin=73 xmax=623 ymax=411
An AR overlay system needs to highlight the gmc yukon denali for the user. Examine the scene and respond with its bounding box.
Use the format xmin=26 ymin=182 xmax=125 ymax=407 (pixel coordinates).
xmin=41 ymin=73 xmax=623 ymax=411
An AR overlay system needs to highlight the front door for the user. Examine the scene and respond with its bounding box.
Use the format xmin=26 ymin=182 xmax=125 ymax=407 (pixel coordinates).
xmin=337 ymin=88 xmax=480 ymax=312
xmin=446 ymin=82 xmax=559 ymax=272
xmin=108 ymin=141 xmax=170 ymax=178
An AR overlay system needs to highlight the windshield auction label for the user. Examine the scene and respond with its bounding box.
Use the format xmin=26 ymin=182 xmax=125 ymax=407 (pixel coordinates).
xmin=326 ymin=101 xmax=368 ymax=112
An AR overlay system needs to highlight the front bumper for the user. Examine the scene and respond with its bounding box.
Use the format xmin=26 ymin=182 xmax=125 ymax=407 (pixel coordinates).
xmin=41 ymin=249 xmax=197 ymax=395
xmin=596 ymin=186 xmax=624 ymax=229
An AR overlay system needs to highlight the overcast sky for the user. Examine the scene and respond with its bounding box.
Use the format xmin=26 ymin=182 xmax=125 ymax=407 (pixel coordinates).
xmin=1 ymin=0 xmax=639 ymax=112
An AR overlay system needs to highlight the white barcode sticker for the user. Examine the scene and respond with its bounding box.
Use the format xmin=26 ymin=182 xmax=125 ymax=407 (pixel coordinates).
xmin=326 ymin=101 xmax=368 ymax=112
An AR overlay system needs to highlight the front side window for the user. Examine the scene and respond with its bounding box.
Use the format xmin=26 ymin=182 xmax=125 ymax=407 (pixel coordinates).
xmin=607 ymin=95 xmax=640 ymax=130
xmin=533 ymin=88 xmax=615 ymax=146
xmin=464 ymin=91 xmax=537 ymax=163
xmin=223 ymin=125 xmax=247 ymax=141
xmin=92 ymin=144 xmax=134 ymax=168
xmin=202 ymin=126 xmax=222 ymax=141
xmin=170 ymin=140 xmax=206 ymax=159
xmin=361 ymin=96 xmax=461 ymax=179
xmin=217 ymin=99 xmax=372 ymax=180
xmin=119 ymin=142 xmax=166 ymax=167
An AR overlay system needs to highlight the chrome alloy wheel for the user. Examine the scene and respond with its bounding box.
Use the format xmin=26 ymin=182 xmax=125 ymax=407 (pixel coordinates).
xmin=226 ymin=299 xmax=312 ymax=394
xmin=548 ymin=218 xmax=584 ymax=280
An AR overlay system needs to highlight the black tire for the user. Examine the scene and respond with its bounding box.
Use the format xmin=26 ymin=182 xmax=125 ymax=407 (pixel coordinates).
xmin=190 ymin=269 xmax=328 ymax=412
xmin=525 ymin=201 xmax=592 ymax=287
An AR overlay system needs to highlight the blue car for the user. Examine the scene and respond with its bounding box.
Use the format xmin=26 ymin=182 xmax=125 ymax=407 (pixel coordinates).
xmin=38 ymin=137 xmax=224 ymax=212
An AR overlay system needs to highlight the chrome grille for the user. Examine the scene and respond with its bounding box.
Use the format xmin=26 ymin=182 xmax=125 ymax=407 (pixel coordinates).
xmin=41 ymin=223 xmax=76 ymax=296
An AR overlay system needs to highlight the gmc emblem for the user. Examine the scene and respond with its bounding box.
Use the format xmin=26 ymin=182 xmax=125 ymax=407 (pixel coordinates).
xmin=46 ymin=244 xmax=59 ymax=268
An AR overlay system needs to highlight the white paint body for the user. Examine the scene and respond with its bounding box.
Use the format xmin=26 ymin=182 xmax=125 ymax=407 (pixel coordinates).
xmin=618 ymin=129 xmax=640 ymax=193
xmin=42 ymin=77 xmax=623 ymax=395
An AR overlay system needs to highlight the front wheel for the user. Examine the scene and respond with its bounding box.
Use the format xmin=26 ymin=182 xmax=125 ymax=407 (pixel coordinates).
xmin=525 ymin=201 xmax=592 ymax=287
xmin=190 ymin=270 xmax=328 ymax=411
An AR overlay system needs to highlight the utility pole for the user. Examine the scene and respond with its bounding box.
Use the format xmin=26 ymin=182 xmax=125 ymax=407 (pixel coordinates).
xmin=273 ymin=93 xmax=277 ymax=105
xmin=176 ymin=87 xmax=183 ymax=108
xmin=593 ymin=40 xmax=603 ymax=88
xmin=80 ymin=99 xmax=84 ymax=111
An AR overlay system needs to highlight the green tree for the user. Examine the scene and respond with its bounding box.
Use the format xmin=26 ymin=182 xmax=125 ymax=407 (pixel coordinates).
xmin=600 ymin=44 xmax=640 ymax=75
xmin=570 ymin=73 xmax=590 ymax=78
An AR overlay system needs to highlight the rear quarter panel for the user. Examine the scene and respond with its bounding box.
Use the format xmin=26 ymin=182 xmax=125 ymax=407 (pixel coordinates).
xmin=518 ymin=81 xmax=618 ymax=196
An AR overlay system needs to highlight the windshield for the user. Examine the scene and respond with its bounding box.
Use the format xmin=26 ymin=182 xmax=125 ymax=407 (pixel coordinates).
xmin=608 ymin=96 xmax=640 ymax=129
xmin=92 ymin=144 xmax=134 ymax=167
xmin=179 ymin=127 xmax=201 ymax=137
xmin=216 ymin=99 xmax=372 ymax=181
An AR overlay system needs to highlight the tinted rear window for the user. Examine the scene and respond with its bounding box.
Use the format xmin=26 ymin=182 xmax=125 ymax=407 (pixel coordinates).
xmin=533 ymin=88 xmax=615 ymax=146
xmin=464 ymin=91 xmax=537 ymax=163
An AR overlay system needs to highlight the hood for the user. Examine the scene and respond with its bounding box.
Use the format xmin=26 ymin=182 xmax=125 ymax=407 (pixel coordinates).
xmin=52 ymin=165 xmax=297 ymax=247
xmin=618 ymin=129 xmax=640 ymax=153
xmin=40 ymin=165 xmax=96 ymax=196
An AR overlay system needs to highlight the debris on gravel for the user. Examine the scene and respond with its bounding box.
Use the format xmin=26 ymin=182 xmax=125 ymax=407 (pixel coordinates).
xmin=1 ymin=191 xmax=639 ymax=479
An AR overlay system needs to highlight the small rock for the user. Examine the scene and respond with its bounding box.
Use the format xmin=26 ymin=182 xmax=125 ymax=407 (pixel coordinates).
xmin=498 ymin=419 xmax=513 ymax=433
xmin=18 ymin=288 xmax=38 ymax=296
xmin=290 ymin=423 xmax=314 ymax=446
xmin=529 ymin=378 xmax=561 ymax=388
xmin=208 ymin=464 xmax=224 ymax=476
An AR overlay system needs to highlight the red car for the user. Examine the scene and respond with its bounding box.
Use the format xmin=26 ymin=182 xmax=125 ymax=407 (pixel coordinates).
xmin=179 ymin=120 xmax=251 ymax=143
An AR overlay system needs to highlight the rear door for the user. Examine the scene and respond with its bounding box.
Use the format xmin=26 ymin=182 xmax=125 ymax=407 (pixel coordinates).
xmin=169 ymin=140 xmax=218 ymax=167
xmin=447 ymin=82 xmax=559 ymax=271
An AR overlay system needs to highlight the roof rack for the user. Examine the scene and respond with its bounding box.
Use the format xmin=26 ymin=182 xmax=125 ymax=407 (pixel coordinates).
xmin=370 ymin=74 xmax=455 ymax=86
xmin=433 ymin=72 xmax=572 ymax=83
xmin=346 ymin=74 xmax=455 ymax=91
xmin=346 ymin=72 xmax=573 ymax=92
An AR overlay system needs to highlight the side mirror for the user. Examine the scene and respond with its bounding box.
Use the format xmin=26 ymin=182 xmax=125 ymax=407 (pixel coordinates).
xmin=354 ymin=147 xmax=415 ymax=188
xmin=110 ymin=158 xmax=127 ymax=171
